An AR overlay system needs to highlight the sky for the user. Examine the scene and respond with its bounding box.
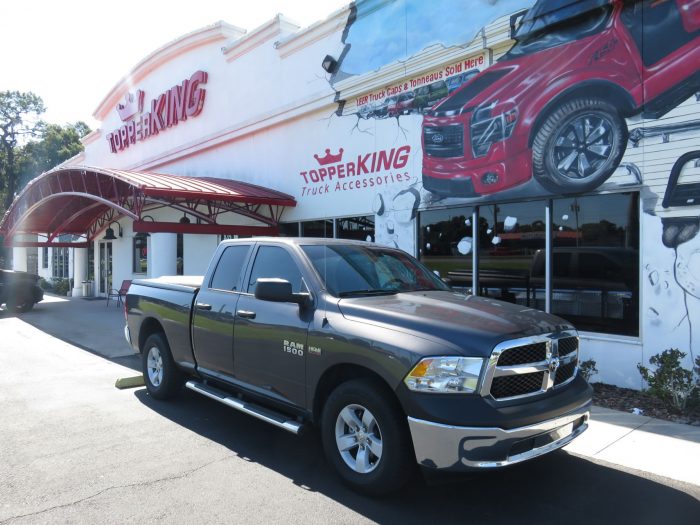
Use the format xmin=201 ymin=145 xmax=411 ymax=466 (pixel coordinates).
xmin=0 ymin=0 xmax=348 ymax=129
xmin=340 ymin=0 xmax=529 ymax=76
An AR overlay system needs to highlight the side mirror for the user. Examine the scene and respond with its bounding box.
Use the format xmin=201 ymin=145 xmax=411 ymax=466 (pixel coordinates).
xmin=254 ymin=278 xmax=311 ymax=306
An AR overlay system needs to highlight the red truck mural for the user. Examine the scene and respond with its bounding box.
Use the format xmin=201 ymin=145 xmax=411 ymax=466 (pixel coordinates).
xmin=421 ymin=0 xmax=700 ymax=197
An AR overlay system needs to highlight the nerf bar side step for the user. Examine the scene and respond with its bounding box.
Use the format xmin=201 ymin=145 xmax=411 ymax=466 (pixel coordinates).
xmin=185 ymin=380 xmax=303 ymax=435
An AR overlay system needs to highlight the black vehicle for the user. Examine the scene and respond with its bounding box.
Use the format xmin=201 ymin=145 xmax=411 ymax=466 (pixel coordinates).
xmin=125 ymin=238 xmax=591 ymax=495
xmin=0 ymin=269 xmax=44 ymax=312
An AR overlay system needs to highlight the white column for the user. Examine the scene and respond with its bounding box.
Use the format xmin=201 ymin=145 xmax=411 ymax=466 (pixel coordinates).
xmin=12 ymin=247 xmax=28 ymax=272
xmin=183 ymin=234 xmax=218 ymax=275
xmin=150 ymin=233 xmax=177 ymax=277
xmin=71 ymin=248 xmax=88 ymax=297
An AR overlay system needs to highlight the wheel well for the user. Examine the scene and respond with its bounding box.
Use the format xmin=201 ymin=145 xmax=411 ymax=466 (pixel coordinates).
xmin=312 ymin=364 xmax=401 ymax=423
xmin=528 ymin=82 xmax=636 ymax=147
xmin=138 ymin=318 xmax=165 ymax=353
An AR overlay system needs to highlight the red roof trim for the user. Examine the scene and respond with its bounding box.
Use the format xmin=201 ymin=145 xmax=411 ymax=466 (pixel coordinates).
xmin=0 ymin=165 xmax=296 ymax=244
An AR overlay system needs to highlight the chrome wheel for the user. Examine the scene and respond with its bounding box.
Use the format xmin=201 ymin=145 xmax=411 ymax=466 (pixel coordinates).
xmin=146 ymin=346 xmax=164 ymax=387
xmin=550 ymin=112 xmax=616 ymax=181
xmin=335 ymin=403 xmax=383 ymax=474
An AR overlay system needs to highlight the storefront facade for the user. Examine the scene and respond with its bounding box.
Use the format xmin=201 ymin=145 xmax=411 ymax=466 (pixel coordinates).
xmin=2 ymin=0 xmax=699 ymax=388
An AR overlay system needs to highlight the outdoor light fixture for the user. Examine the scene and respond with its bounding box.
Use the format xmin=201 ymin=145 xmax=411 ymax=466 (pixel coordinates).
xmin=140 ymin=215 xmax=155 ymax=237
xmin=103 ymin=221 xmax=123 ymax=240
xmin=179 ymin=214 xmax=191 ymax=224
xmin=321 ymin=55 xmax=338 ymax=74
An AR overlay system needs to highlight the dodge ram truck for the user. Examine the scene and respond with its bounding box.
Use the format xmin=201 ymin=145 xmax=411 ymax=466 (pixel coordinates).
xmin=124 ymin=238 xmax=592 ymax=494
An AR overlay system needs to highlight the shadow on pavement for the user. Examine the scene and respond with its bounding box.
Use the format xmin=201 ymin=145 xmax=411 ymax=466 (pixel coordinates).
xmin=135 ymin=388 xmax=700 ymax=525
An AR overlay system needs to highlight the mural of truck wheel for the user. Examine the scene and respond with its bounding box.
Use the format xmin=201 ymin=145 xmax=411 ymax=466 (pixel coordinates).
xmin=532 ymin=97 xmax=628 ymax=194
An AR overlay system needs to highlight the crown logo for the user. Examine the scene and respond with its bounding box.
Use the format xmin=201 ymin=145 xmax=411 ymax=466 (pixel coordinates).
xmin=314 ymin=148 xmax=344 ymax=166
xmin=116 ymin=90 xmax=145 ymax=122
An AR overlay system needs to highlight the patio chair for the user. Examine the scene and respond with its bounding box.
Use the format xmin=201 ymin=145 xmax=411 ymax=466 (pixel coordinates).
xmin=107 ymin=279 xmax=131 ymax=307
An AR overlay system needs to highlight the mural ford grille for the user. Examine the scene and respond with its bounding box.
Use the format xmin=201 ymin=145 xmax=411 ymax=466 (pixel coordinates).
xmin=423 ymin=125 xmax=464 ymax=158
xmin=481 ymin=334 xmax=579 ymax=401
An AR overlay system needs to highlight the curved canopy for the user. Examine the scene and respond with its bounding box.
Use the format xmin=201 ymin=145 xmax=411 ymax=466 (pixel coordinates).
xmin=0 ymin=166 xmax=296 ymax=246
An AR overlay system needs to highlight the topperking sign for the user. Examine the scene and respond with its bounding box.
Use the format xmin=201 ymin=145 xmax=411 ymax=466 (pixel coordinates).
xmin=106 ymin=70 xmax=208 ymax=154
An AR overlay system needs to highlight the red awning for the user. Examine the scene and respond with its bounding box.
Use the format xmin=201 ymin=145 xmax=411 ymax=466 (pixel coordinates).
xmin=0 ymin=166 xmax=296 ymax=246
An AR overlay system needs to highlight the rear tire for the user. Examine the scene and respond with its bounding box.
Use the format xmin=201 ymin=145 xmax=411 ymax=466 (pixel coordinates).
xmin=142 ymin=333 xmax=184 ymax=400
xmin=321 ymin=378 xmax=413 ymax=495
xmin=532 ymin=97 xmax=628 ymax=194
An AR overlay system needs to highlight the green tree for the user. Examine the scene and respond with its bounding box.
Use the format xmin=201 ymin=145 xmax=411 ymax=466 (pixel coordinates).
xmin=0 ymin=91 xmax=46 ymax=212
xmin=17 ymin=122 xmax=91 ymax=190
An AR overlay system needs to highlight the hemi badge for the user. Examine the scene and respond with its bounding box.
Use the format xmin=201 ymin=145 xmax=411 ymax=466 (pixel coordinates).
xmin=308 ymin=346 xmax=322 ymax=356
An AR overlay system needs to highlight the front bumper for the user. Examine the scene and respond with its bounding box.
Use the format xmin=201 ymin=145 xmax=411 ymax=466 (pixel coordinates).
xmin=408 ymin=401 xmax=590 ymax=470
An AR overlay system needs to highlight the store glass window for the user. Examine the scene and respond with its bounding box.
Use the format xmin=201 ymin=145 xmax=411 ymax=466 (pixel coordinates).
xmin=301 ymin=219 xmax=333 ymax=237
xmin=87 ymin=243 xmax=94 ymax=281
xmin=478 ymin=201 xmax=546 ymax=307
xmin=419 ymin=207 xmax=474 ymax=292
xmin=552 ymin=193 xmax=639 ymax=336
xmin=52 ymin=247 xmax=69 ymax=278
xmin=279 ymin=223 xmax=300 ymax=236
xmin=132 ymin=234 xmax=148 ymax=274
xmin=337 ymin=216 xmax=375 ymax=242
xmin=177 ymin=234 xmax=183 ymax=275
xmin=42 ymin=247 xmax=48 ymax=269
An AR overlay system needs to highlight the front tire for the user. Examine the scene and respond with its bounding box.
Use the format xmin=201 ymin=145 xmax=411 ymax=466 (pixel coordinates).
xmin=321 ymin=378 xmax=413 ymax=495
xmin=532 ymin=97 xmax=628 ymax=194
xmin=142 ymin=333 xmax=184 ymax=400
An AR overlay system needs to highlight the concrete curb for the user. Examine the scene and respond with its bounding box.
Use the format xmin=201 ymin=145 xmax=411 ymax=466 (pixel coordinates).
xmin=115 ymin=375 xmax=145 ymax=389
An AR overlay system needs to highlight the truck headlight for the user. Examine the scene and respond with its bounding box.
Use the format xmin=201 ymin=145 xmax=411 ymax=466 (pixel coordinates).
xmin=404 ymin=356 xmax=485 ymax=394
xmin=471 ymin=100 xmax=518 ymax=158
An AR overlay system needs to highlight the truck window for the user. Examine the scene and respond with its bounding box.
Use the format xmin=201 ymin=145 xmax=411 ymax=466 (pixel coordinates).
xmin=621 ymin=0 xmax=700 ymax=67
xmin=246 ymin=245 xmax=304 ymax=294
xmin=503 ymin=5 xmax=611 ymax=60
xmin=210 ymin=245 xmax=250 ymax=291
xmin=301 ymin=244 xmax=449 ymax=296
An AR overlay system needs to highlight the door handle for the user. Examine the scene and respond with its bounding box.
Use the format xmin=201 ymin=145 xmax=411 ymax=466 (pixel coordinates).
xmin=195 ymin=302 xmax=212 ymax=311
xmin=236 ymin=310 xmax=256 ymax=319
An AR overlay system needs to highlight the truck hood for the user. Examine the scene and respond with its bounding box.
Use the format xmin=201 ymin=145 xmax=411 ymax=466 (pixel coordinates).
xmin=337 ymin=291 xmax=573 ymax=357
xmin=430 ymin=38 xmax=597 ymax=116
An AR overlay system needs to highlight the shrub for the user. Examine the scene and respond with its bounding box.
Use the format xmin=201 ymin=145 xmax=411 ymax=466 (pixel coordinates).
xmin=52 ymin=278 xmax=71 ymax=296
xmin=578 ymin=359 xmax=598 ymax=382
xmin=38 ymin=277 xmax=53 ymax=291
xmin=637 ymin=349 xmax=696 ymax=413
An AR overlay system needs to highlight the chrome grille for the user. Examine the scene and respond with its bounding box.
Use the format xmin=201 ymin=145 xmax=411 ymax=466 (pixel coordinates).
xmin=481 ymin=332 xmax=579 ymax=401
xmin=558 ymin=337 xmax=578 ymax=356
xmin=497 ymin=342 xmax=547 ymax=366
xmin=555 ymin=361 xmax=577 ymax=385
xmin=491 ymin=372 xmax=545 ymax=398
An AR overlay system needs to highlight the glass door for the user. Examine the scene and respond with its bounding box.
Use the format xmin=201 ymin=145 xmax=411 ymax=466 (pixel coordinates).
xmin=99 ymin=241 xmax=113 ymax=295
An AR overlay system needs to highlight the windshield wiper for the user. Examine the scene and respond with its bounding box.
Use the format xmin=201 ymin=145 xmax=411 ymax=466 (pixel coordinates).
xmin=338 ymin=289 xmax=398 ymax=297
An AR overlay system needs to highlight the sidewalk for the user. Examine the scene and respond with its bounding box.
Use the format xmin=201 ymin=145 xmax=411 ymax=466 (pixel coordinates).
xmin=565 ymin=406 xmax=700 ymax=486
xmin=7 ymin=294 xmax=700 ymax=486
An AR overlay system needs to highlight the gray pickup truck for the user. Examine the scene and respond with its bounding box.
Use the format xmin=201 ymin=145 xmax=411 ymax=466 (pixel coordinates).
xmin=124 ymin=238 xmax=591 ymax=494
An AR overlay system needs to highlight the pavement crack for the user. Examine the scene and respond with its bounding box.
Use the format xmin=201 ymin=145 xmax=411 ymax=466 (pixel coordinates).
xmin=0 ymin=455 xmax=231 ymax=524
xmin=593 ymin=419 xmax=650 ymax=456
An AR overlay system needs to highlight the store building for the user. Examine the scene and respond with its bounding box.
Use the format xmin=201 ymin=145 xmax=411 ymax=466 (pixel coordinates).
xmin=1 ymin=0 xmax=699 ymax=388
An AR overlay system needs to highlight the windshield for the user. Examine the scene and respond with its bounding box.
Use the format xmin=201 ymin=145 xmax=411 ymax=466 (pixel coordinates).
xmin=504 ymin=4 xmax=611 ymax=60
xmin=301 ymin=244 xmax=451 ymax=297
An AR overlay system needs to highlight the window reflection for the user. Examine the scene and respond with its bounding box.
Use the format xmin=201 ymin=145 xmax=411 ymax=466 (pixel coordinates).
xmin=336 ymin=215 xmax=375 ymax=242
xmin=552 ymin=193 xmax=639 ymax=336
xmin=419 ymin=207 xmax=474 ymax=293
xmin=478 ymin=201 xmax=546 ymax=307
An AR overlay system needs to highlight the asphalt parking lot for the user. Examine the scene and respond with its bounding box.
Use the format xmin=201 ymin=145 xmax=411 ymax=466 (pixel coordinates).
xmin=1 ymin=308 xmax=699 ymax=524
